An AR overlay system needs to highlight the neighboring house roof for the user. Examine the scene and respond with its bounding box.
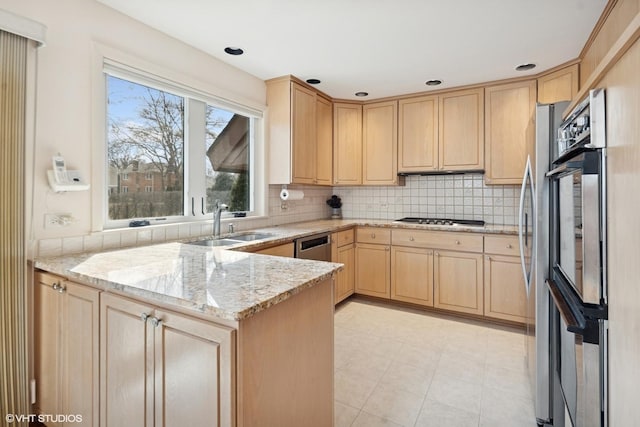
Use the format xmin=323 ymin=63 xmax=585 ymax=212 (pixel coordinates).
xmin=206 ymin=114 xmax=249 ymax=173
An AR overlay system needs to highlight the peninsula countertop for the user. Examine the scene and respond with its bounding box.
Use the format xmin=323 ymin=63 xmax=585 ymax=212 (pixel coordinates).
xmin=34 ymin=242 xmax=342 ymax=321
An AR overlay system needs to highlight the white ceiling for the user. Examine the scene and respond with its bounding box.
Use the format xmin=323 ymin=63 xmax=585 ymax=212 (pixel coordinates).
xmin=97 ymin=0 xmax=608 ymax=100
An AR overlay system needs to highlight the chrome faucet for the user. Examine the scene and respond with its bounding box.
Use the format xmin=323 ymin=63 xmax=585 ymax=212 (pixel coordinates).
xmin=213 ymin=200 xmax=228 ymax=238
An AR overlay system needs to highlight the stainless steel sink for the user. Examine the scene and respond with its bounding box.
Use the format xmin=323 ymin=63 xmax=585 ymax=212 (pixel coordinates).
xmin=228 ymin=232 xmax=275 ymax=241
xmin=187 ymin=238 xmax=239 ymax=247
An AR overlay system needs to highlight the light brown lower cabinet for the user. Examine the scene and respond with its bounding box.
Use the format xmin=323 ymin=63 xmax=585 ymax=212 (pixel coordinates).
xmin=355 ymin=242 xmax=391 ymax=298
xmin=335 ymin=243 xmax=355 ymax=303
xmin=100 ymin=293 xmax=235 ymax=427
xmin=433 ymin=250 xmax=484 ymax=315
xmin=332 ymin=228 xmax=356 ymax=304
xmin=34 ymin=272 xmax=100 ymax=427
xmin=390 ymin=246 xmax=434 ymax=307
xmin=484 ymin=254 xmax=527 ymax=323
xmin=253 ymin=242 xmax=294 ymax=257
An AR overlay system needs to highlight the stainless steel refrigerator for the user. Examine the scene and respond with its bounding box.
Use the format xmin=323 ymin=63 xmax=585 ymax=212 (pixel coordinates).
xmin=519 ymin=101 xmax=569 ymax=426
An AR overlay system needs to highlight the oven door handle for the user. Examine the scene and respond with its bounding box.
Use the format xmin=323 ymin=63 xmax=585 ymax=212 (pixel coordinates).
xmin=547 ymin=278 xmax=601 ymax=345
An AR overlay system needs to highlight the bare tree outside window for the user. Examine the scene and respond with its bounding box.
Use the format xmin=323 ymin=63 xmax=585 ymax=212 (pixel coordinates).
xmin=107 ymin=76 xmax=184 ymax=220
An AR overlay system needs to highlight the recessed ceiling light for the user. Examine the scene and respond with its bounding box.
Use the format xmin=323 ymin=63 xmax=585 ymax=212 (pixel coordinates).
xmin=515 ymin=63 xmax=536 ymax=71
xmin=306 ymin=78 xmax=321 ymax=85
xmin=224 ymin=47 xmax=244 ymax=56
xmin=425 ymin=79 xmax=442 ymax=86
xmin=355 ymin=92 xmax=369 ymax=97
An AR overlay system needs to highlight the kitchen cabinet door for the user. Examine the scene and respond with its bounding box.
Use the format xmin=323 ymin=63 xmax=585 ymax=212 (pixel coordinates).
xmin=434 ymin=250 xmax=484 ymax=315
xmin=355 ymin=243 xmax=390 ymax=298
xmin=439 ymin=88 xmax=484 ymax=171
xmin=391 ymin=246 xmax=434 ymax=307
xmin=398 ymin=95 xmax=439 ymax=172
xmin=153 ymin=308 xmax=235 ymax=427
xmin=35 ymin=272 xmax=100 ymax=427
xmin=291 ymin=82 xmax=317 ymax=184
xmin=484 ymin=254 xmax=526 ymax=323
xmin=537 ymin=63 xmax=579 ymax=104
xmin=362 ymin=100 xmax=398 ymax=185
xmin=315 ymin=95 xmax=333 ymax=185
xmin=335 ymin=243 xmax=355 ymax=304
xmin=484 ymin=80 xmax=537 ymax=184
xmin=333 ymin=102 xmax=362 ymax=185
xmin=100 ymin=293 xmax=153 ymax=427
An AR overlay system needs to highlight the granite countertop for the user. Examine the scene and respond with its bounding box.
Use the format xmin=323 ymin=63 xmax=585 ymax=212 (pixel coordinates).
xmin=34 ymin=218 xmax=517 ymax=322
xmin=35 ymin=242 xmax=342 ymax=321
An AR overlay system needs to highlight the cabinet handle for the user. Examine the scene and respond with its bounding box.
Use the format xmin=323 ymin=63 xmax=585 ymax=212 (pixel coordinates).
xmin=140 ymin=313 xmax=150 ymax=323
xmin=151 ymin=317 xmax=163 ymax=328
xmin=506 ymin=244 xmax=512 ymax=249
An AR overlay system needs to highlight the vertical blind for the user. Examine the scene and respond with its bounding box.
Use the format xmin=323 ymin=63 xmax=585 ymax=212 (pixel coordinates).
xmin=0 ymin=30 xmax=29 ymax=425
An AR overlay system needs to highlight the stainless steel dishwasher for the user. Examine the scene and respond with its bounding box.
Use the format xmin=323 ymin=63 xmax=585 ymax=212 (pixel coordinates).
xmin=294 ymin=232 xmax=331 ymax=261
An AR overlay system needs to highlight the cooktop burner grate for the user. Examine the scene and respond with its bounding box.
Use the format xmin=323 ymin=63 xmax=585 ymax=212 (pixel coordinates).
xmin=395 ymin=217 xmax=485 ymax=227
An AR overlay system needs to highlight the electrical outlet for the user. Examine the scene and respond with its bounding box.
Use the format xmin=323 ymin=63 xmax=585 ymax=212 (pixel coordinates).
xmin=44 ymin=213 xmax=73 ymax=228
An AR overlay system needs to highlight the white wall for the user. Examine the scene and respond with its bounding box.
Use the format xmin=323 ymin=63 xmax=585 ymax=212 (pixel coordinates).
xmin=1 ymin=0 xmax=267 ymax=248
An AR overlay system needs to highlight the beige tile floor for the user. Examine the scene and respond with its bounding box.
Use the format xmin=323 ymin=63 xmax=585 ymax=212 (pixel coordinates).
xmin=334 ymin=298 xmax=538 ymax=427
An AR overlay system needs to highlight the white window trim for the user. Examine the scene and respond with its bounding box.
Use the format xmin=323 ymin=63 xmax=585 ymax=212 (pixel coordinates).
xmin=91 ymin=44 xmax=266 ymax=232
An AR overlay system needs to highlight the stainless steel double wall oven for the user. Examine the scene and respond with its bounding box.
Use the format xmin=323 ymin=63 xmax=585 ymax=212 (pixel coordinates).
xmin=546 ymin=89 xmax=608 ymax=427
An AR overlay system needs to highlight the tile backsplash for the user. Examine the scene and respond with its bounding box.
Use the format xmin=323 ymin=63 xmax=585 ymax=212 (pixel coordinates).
xmin=336 ymin=174 xmax=519 ymax=225
xmin=35 ymin=176 xmax=518 ymax=257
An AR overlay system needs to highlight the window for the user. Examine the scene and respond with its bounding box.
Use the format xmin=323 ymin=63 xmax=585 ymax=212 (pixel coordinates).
xmin=104 ymin=67 xmax=260 ymax=228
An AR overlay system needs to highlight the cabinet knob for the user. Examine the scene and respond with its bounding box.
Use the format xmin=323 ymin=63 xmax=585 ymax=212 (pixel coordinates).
xmin=385 ymin=247 xmax=390 ymax=252
xmin=140 ymin=313 xmax=150 ymax=323
xmin=52 ymin=282 xmax=66 ymax=293
xmin=486 ymin=255 xmax=491 ymax=261
xmin=151 ymin=317 xmax=163 ymax=328
xmin=371 ymin=233 xmax=376 ymax=238
xmin=506 ymin=244 xmax=512 ymax=249
xmin=455 ymin=240 xmax=461 ymax=245
xmin=435 ymin=252 xmax=440 ymax=257
xmin=409 ymin=236 xmax=415 ymax=241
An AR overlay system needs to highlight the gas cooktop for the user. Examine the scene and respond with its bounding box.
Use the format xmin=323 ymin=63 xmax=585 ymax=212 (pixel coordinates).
xmin=394 ymin=217 xmax=486 ymax=227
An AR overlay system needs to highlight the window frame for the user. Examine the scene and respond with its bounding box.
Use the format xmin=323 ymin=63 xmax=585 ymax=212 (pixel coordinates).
xmin=96 ymin=55 xmax=265 ymax=231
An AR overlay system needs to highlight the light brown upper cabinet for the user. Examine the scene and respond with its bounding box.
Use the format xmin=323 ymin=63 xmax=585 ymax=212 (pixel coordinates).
xmin=537 ymin=64 xmax=579 ymax=104
xmin=333 ymin=102 xmax=363 ymax=185
xmin=398 ymin=95 xmax=438 ymax=172
xmin=399 ymin=89 xmax=484 ymax=173
xmin=363 ymin=100 xmax=399 ymax=185
xmin=266 ymin=77 xmax=333 ymax=185
xmin=484 ymin=80 xmax=537 ymax=184
xmin=315 ymin=95 xmax=333 ymax=185
xmin=439 ymin=88 xmax=485 ymax=171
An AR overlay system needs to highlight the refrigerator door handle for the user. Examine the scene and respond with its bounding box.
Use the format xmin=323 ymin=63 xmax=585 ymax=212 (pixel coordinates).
xmin=519 ymin=156 xmax=533 ymax=296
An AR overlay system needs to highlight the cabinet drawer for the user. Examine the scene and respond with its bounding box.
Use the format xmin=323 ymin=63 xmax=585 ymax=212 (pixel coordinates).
xmin=335 ymin=229 xmax=355 ymax=247
xmin=392 ymin=229 xmax=483 ymax=253
xmin=484 ymin=235 xmax=520 ymax=256
xmin=356 ymin=227 xmax=391 ymax=245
